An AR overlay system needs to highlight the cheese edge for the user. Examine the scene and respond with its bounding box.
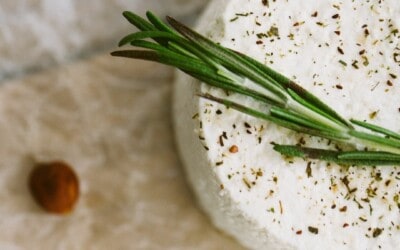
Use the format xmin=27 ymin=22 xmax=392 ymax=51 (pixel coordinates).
xmin=172 ymin=1 xmax=294 ymax=249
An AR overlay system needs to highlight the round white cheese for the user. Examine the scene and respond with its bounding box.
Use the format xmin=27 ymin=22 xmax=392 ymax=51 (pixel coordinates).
xmin=173 ymin=0 xmax=400 ymax=249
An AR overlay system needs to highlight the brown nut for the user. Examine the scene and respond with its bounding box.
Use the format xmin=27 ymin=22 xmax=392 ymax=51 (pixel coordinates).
xmin=28 ymin=161 xmax=79 ymax=214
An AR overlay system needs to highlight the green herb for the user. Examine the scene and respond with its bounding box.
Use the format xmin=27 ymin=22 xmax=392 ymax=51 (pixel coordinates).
xmin=308 ymin=226 xmax=319 ymax=234
xmin=267 ymin=26 xmax=279 ymax=37
xmin=111 ymin=11 xmax=400 ymax=166
xmin=372 ymin=228 xmax=383 ymax=238
xmin=338 ymin=60 xmax=347 ymax=66
xmin=306 ymin=162 xmax=312 ymax=177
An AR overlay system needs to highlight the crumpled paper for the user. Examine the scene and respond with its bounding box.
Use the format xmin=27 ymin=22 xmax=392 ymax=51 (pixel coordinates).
xmin=0 ymin=0 xmax=206 ymax=81
xmin=0 ymin=53 xmax=243 ymax=249
xmin=0 ymin=0 xmax=243 ymax=248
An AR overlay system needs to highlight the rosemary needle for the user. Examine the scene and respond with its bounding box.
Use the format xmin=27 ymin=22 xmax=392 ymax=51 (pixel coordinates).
xmin=111 ymin=11 xmax=400 ymax=166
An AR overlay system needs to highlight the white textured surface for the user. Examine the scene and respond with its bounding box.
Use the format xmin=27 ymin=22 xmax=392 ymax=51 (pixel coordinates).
xmin=0 ymin=0 xmax=206 ymax=81
xmin=0 ymin=54 xmax=243 ymax=250
xmin=174 ymin=0 xmax=400 ymax=249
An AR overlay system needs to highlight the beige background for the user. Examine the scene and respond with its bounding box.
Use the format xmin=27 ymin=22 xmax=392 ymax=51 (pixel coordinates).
xmin=0 ymin=0 xmax=205 ymax=81
xmin=0 ymin=53 xmax=244 ymax=250
xmin=0 ymin=0 xmax=244 ymax=249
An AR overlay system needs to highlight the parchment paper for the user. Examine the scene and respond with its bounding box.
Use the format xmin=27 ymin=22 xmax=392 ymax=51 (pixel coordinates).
xmin=0 ymin=53 xmax=244 ymax=250
xmin=0 ymin=0 xmax=206 ymax=81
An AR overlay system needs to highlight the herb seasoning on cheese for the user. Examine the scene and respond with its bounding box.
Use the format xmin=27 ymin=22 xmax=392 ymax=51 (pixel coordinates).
xmin=174 ymin=0 xmax=400 ymax=249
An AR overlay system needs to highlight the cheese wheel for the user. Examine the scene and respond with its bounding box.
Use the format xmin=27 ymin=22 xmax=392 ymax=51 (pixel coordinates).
xmin=174 ymin=0 xmax=400 ymax=249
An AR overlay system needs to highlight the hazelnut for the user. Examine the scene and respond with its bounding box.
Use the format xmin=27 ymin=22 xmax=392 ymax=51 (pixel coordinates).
xmin=229 ymin=145 xmax=239 ymax=153
xmin=28 ymin=161 xmax=79 ymax=214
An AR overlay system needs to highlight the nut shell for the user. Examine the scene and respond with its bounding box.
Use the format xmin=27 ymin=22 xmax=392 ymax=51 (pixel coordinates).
xmin=28 ymin=161 xmax=79 ymax=214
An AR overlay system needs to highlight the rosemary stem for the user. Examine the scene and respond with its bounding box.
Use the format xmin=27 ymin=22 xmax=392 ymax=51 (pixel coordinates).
xmin=216 ymin=65 xmax=245 ymax=86
xmin=286 ymin=97 xmax=347 ymax=132
xmin=216 ymin=66 xmax=286 ymax=105
xmin=347 ymin=134 xmax=400 ymax=155
xmin=113 ymin=11 xmax=400 ymax=166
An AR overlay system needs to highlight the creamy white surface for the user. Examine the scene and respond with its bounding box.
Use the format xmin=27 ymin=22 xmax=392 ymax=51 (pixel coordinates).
xmin=174 ymin=0 xmax=400 ymax=249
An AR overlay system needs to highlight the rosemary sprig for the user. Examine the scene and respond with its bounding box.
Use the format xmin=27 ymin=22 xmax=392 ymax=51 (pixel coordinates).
xmin=111 ymin=11 xmax=400 ymax=166
xmin=273 ymin=145 xmax=400 ymax=166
